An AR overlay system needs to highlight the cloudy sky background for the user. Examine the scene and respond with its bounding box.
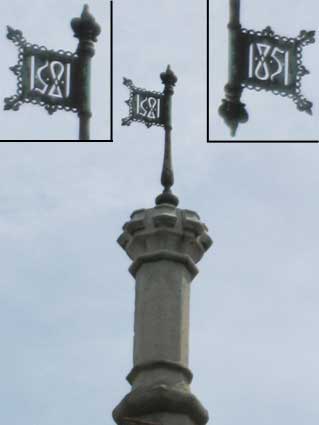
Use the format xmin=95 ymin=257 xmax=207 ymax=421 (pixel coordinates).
xmin=1 ymin=2 xmax=319 ymax=425
xmin=210 ymin=0 xmax=319 ymax=140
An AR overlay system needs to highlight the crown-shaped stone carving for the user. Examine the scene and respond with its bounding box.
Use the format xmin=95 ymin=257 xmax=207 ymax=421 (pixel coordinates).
xmin=118 ymin=204 xmax=213 ymax=278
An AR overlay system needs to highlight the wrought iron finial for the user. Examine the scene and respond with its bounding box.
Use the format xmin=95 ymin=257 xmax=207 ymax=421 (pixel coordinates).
xmin=7 ymin=26 xmax=25 ymax=46
xmin=219 ymin=84 xmax=249 ymax=137
xmin=82 ymin=4 xmax=89 ymax=16
xmin=71 ymin=4 xmax=101 ymax=43
xmin=155 ymin=65 xmax=179 ymax=207
xmin=160 ymin=65 xmax=178 ymax=89
xmin=297 ymin=30 xmax=316 ymax=47
xmin=121 ymin=66 xmax=179 ymax=206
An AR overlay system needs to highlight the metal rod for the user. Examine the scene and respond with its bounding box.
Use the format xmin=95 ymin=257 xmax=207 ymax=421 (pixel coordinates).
xmin=78 ymin=46 xmax=92 ymax=140
xmin=161 ymin=67 xmax=174 ymax=192
xmin=218 ymin=0 xmax=248 ymax=136
xmin=229 ymin=0 xmax=240 ymax=26
xmin=155 ymin=65 xmax=179 ymax=207
xmin=79 ymin=111 xmax=91 ymax=140
xmin=162 ymin=126 xmax=174 ymax=192
xmin=228 ymin=0 xmax=242 ymax=87
xmin=71 ymin=5 xmax=101 ymax=141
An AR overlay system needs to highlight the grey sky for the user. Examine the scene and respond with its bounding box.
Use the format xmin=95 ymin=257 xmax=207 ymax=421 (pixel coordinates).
xmin=211 ymin=0 xmax=319 ymax=140
xmin=1 ymin=0 xmax=109 ymax=140
xmin=1 ymin=2 xmax=319 ymax=425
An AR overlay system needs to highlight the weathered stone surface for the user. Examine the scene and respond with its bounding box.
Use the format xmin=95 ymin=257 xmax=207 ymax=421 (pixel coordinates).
xmin=113 ymin=384 xmax=209 ymax=425
xmin=113 ymin=203 xmax=212 ymax=425
xmin=133 ymin=260 xmax=191 ymax=366
xmin=118 ymin=204 xmax=212 ymax=272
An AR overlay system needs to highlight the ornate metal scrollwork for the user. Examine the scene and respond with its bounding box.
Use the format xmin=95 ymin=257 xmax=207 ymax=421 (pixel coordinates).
xmin=240 ymin=26 xmax=315 ymax=115
xmin=122 ymin=78 xmax=165 ymax=128
xmin=4 ymin=26 xmax=80 ymax=115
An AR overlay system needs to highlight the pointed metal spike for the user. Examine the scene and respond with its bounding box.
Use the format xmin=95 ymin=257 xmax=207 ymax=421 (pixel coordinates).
xmin=82 ymin=4 xmax=90 ymax=17
xmin=122 ymin=117 xmax=131 ymax=126
xmin=9 ymin=65 xmax=20 ymax=76
xmin=123 ymin=77 xmax=133 ymax=87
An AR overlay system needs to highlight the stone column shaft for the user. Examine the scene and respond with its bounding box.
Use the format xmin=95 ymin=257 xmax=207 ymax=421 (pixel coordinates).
xmin=113 ymin=204 xmax=212 ymax=425
xmin=133 ymin=260 xmax=191 ymax=367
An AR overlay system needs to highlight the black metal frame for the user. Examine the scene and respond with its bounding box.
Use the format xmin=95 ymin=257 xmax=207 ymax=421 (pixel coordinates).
xmin=122 ymin=78 xmax=165 ymax=128
xmin=4 ymin=26 xmax=79 ymax=115
xmin=240 ymin=26 xmax=315 ymax=115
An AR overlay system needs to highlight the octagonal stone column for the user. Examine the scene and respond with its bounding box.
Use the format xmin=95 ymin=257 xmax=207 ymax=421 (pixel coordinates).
xmin=113 ymin=202 xmax=212 ymax=425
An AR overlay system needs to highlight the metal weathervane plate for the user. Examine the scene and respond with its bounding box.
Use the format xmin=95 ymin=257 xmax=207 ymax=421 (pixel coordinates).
xmin=122 ymin=78 xmax=165 ymax=128
xmin=4 ymin=26 xmax=80 ymax=115
xmin=240 ymin=26 xmax=315 ymax=114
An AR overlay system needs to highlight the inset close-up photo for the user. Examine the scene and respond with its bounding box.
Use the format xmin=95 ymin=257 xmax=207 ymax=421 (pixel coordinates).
xmin=1 ymin=0 xmax=111 ymax=141
xmin=209 ymin=0 xmax=319 ymax=141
